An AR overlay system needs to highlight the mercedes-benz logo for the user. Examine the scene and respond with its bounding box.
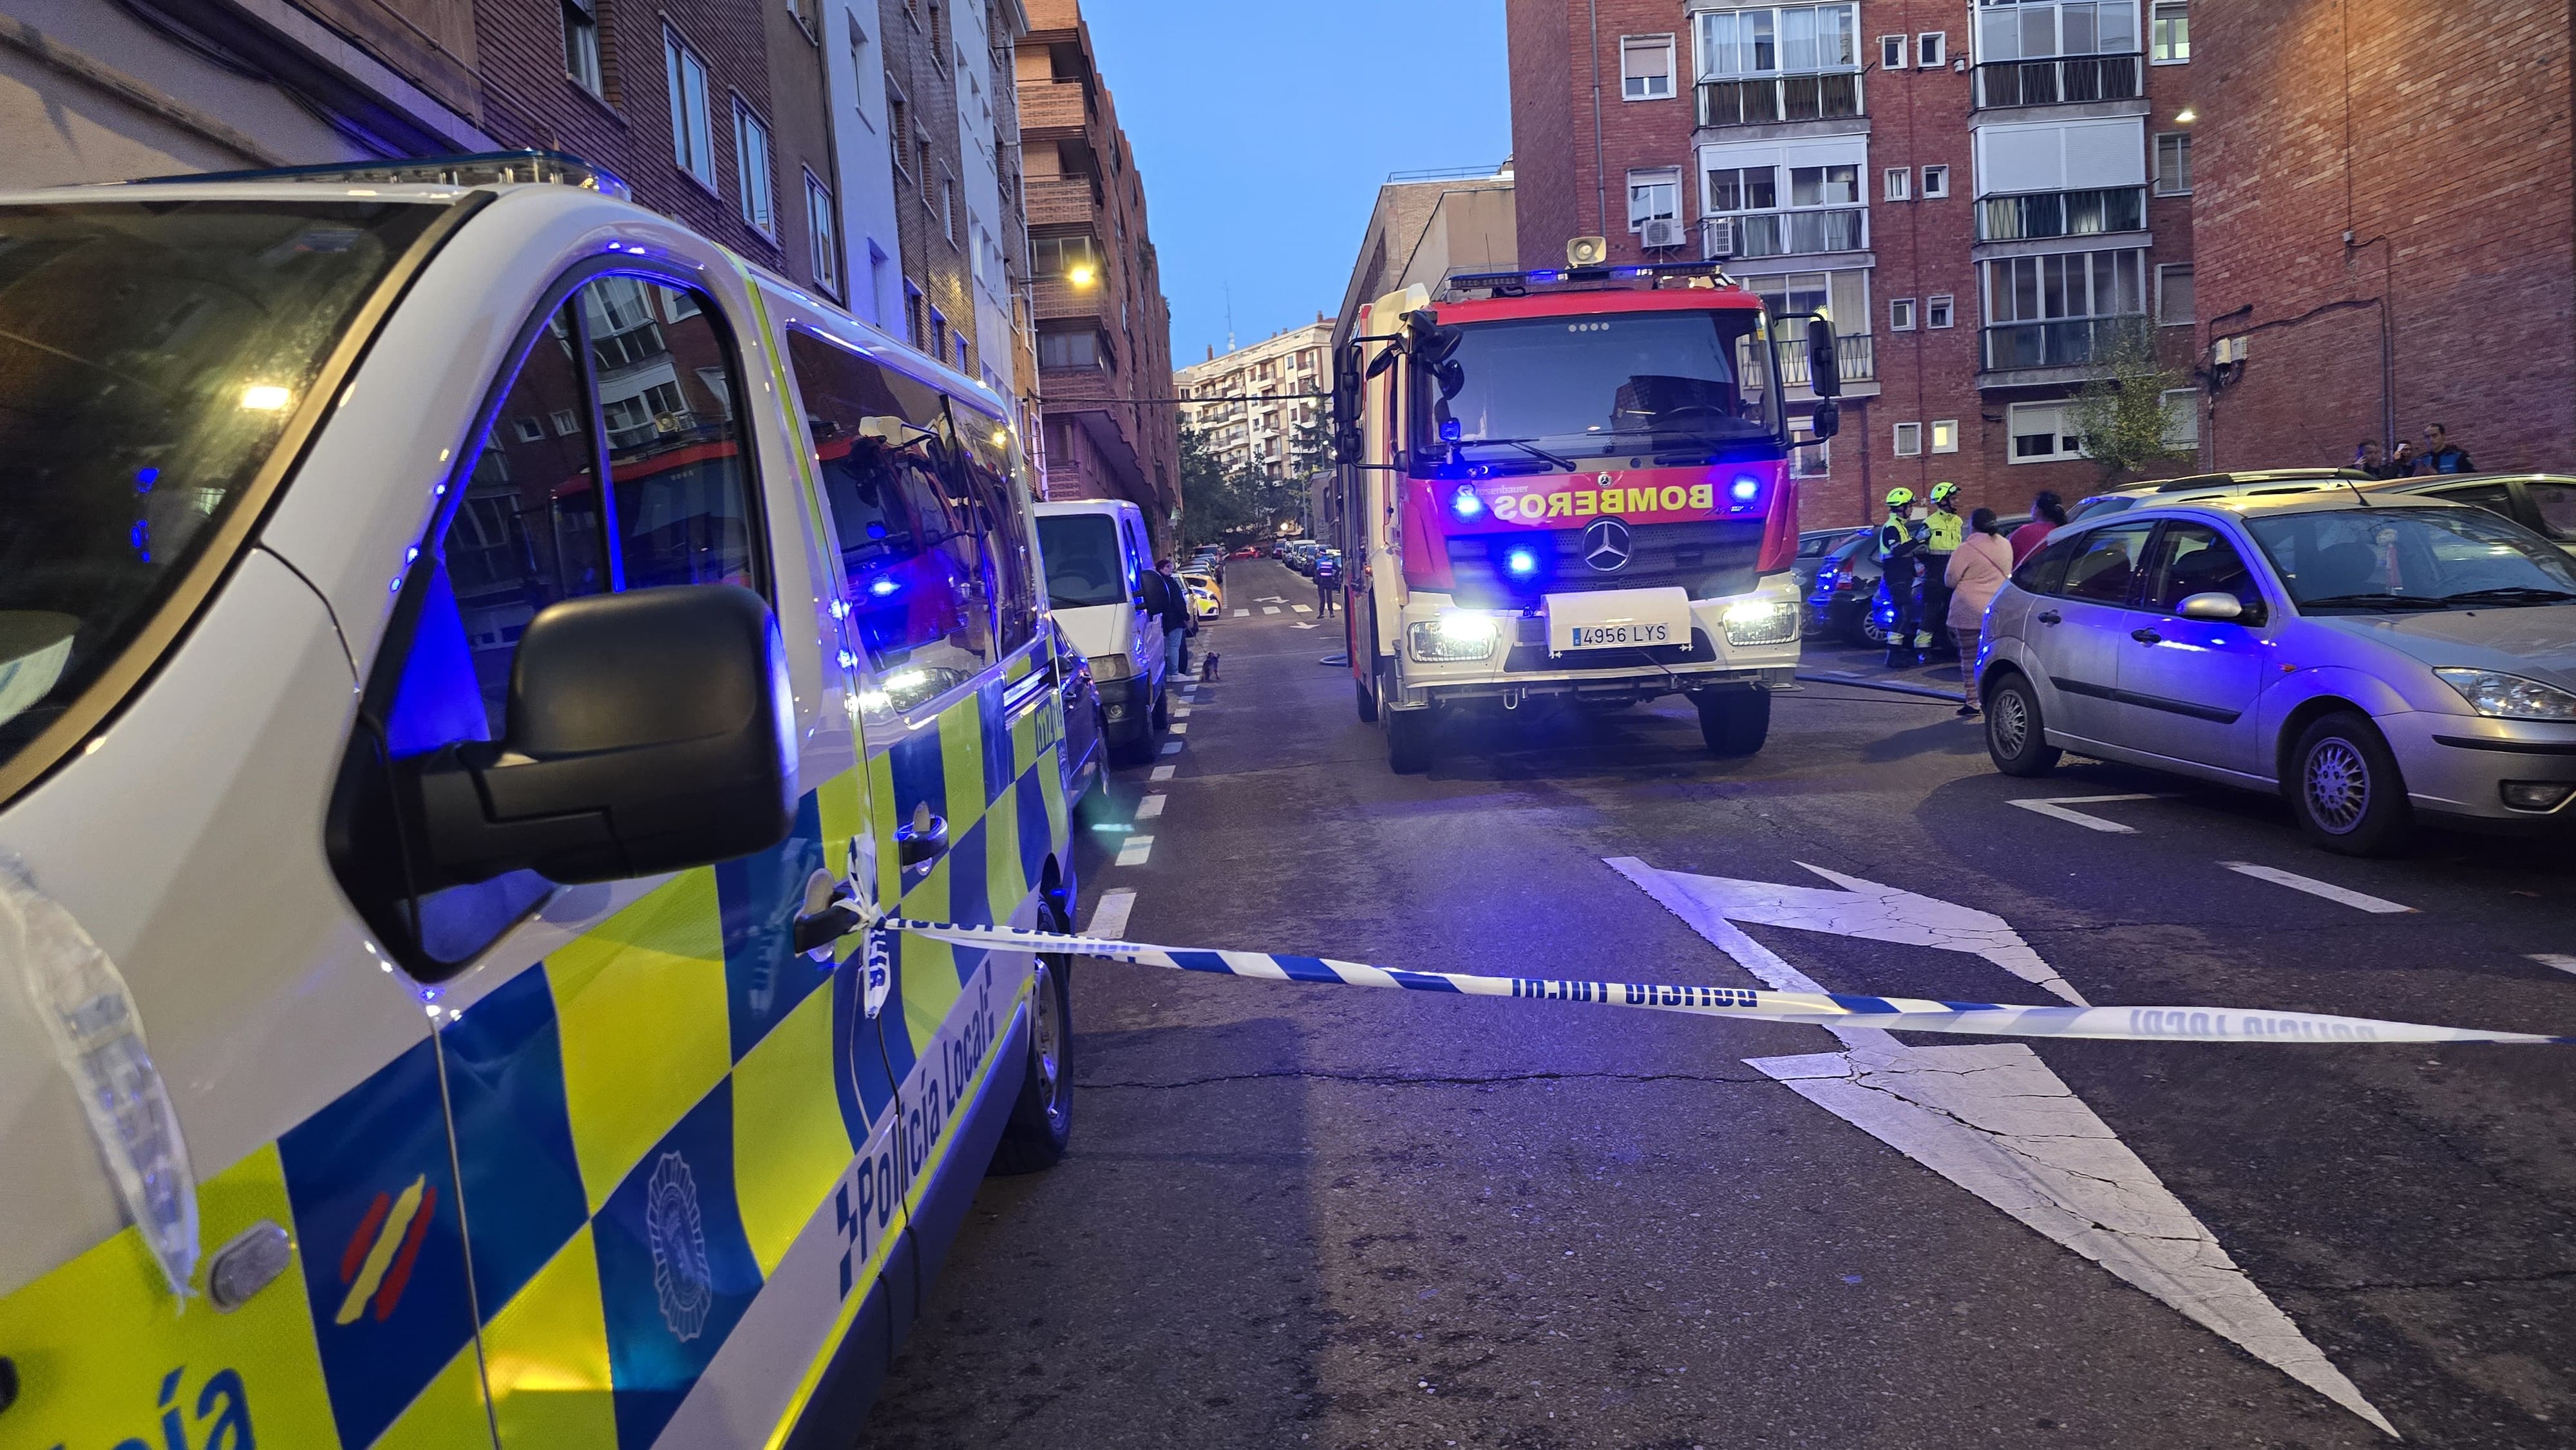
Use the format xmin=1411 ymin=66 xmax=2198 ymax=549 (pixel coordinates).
xmin=1582 ymin=516 xmax=1632 ymax=572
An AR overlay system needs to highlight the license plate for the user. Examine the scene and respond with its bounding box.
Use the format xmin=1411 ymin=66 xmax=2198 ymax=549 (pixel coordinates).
xmin=1567 ymin=622 xmax=1674 ymax=648
xmin=1544 ymin=587 xmax=1693 ymax=654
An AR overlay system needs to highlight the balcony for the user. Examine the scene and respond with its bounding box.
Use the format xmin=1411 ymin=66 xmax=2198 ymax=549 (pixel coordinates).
xmin=1026 ymin=175 xmax=1101 ymax=228
xmin=1981 ymin=315 xmax=2151 ymax=372
xmin=1704 ymin=208 xmax=1868 ymax=260
xmin=1019 ymin=77 xmax=1096 ymax=135
xmin=1976 ymin=185 xmax=2147 ymax=243
xmin=1973 ymin=53 xmax=2141 ymax=109
xmin=1696 ymin=73 xmax=1862 ymax=128
xmin=1774 ymin=332 xmax=1876 ymax=390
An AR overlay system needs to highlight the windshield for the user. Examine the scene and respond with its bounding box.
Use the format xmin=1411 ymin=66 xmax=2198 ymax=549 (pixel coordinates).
xmin=2244 ymin=506 xmax=2576 ymax=612
xmin=1037 ymin=513 xmax=1130 ymax=608
xmin=0 ymin=200 xmax=441 ymax=781
xmin=1414 ymin=306 xmax=1779 ymax=469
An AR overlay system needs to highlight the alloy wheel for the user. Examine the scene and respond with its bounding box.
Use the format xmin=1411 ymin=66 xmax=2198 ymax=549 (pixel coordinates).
xmin=2304 ymin=738 xmax=2371 ymax=833
xmin=1029 ymin=959 xmax=1065 ymax=1122
xmin=1992 ymin=688 xmax=2029 ymax=757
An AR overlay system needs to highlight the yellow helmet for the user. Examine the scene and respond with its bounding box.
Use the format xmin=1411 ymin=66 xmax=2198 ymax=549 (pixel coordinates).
xmin=1884 ymin=487 xmax=1915 ymax=511
xmin=1930 ymin=480 xmax=1960 ymax=504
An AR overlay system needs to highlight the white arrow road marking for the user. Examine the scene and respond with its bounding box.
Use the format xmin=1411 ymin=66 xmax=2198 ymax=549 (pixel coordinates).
xmin=1634 ymin=860 xmax=2088 ymax=1006
xmin=2007 ymin=794 xmax=2170 ymax=833
xmin=1290 ymin=622 xmax=1320 ymax=630
xmin=1257 ymin=595 xmax=1287 ymax=603
xmin=1604 ymin=856 xmax=2396 ymax=1438
xmin=2529 ymin=954 xmax=2576 ymax=977
xmin=1085 ymin=887 xmax=1137 ymax=939
xmin=2224 ymin=863 xmax=2414 ymax=914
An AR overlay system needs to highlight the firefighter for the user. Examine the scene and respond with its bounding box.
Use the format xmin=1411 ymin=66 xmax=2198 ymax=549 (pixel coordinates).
xmin=1875 ymin=487 xmax=1928 ymax=668
xmin=1917 ymin=482 xmax=1965 ymax=662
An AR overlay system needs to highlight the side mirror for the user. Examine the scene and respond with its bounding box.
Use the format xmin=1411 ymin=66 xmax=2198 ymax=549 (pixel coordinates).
xmin=1137 ymin=570 xmax=1174 ymax=616
xmin=1808 ymin=399 xmax=1842 ymax=441
xmin=1806 ymin=317 xmax=1842 ymax=399
xmin=2177 ymin=591 xmax=2246 ymax=621
xmin=402 ymin=585 xmax=796 ymax=889
xmin=1365 ymin=346 xmax=1400 ymax=381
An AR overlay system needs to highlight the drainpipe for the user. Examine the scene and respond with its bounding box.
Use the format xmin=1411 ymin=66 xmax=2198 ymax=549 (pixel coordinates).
xmin=1589 ymin=0 xmax=1607 ymax=238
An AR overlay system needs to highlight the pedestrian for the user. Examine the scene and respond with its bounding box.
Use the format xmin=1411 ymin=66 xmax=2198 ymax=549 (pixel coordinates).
xmin=2414 ymin=422 xmax=2474 ymax=475
xmin=1917 ymin=482 xmax=1965 ymax=663
xmin=1874 ymin=487 xmax=1927 ymax=668
xmin=1155 ymin=557 xmax=1191 ymax=679
xmin=1946 ymin=507 xmax=2016 ymax=717
xmin=1314 ymin=548 xmax=1340 ymax=615
xmin=2354 ymin=439 xmax=2392 ymax=478
xmin=2389 ymin=438 xmax=2417 ymax=477
xmin=2009 ymin=491 xmax=2066 ymax=565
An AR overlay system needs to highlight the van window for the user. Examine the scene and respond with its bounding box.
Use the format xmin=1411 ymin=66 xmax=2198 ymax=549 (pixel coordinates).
xmin=957 ymin=415 xmax=1037 ymax=652
xmin=591 ymin=279 xmax=761 ymax=592
xmin=1036 ymin=513 xmax=1128 ymax=608
xmin=786 ymin=328 xmax=992 ymax=700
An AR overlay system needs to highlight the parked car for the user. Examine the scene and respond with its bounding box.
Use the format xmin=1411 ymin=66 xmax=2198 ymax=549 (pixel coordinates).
xmin=2365 ymin=473 xmax=2576 ymax=557
xmin=1287 ymin=541 xmax=1320 ymax=574
xmin=1794 ymin=527 xmax=1866 ymax=598
xmin=1977 ymin=491 xmax=2576 ymax=854
xmin=1230 ymin=545 xmax=1262 ymax=560
xmin=2065 ymin=469 xmax=2369 ymax=525
xmin=1036 ymin=498 xmax=1174 ymax=762
xmin=1809 ymin=531 xmax=1888 ymax=646
xmin=1180 ymin=571 xmax=1222 ymax=620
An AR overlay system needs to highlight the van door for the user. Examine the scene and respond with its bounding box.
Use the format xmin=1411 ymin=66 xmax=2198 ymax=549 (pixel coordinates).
xmin=1124 ymin=511 xmax=1166 ymax=700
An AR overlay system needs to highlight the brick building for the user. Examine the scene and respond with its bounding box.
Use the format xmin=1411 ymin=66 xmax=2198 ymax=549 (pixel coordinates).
xmin=2193 ymin=2 xmax=2573 ymax=476
xmin=1178 ymin=319 xmax=1333 ymax=480
xmin=1506 ymin=0 xmax=2205 ymax=529
xmin=1016 ymin=0 xmax=1180 ymax=551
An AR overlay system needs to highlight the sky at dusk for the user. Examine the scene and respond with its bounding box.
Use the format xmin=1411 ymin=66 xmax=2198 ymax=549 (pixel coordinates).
xmin=1079 ymin=1 xmax=1514 ymax=368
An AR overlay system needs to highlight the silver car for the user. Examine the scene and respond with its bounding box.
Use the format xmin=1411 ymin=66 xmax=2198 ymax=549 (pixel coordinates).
xmin=1976 ymin=492 xmax=2576 ymax=854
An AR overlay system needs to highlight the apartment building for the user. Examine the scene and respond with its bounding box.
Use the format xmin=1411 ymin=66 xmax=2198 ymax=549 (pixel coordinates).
xmin=1177 ymin=319 xmax=1334 ymax=479
xmin=1507 ymin=0 xmax=2203 ymax=527
xmin=1016 ymin=0 xmax=1180 ymax=550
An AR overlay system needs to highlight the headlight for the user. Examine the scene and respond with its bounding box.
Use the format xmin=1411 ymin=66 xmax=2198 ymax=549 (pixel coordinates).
xmin=1409 ymin=613 xmax=1500 ymax=662
xmin=1091 ymin=650 xmax=1133 ymax=682
xmin=2434 ymin=668 xmax=2576 ymax=720
xmin=1721 ymin=598 xmax=1799 ymax=647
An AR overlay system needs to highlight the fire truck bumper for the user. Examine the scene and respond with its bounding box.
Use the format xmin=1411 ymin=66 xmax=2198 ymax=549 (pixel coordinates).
xmin=1386 ymin=576 xmax=1804 ymax=710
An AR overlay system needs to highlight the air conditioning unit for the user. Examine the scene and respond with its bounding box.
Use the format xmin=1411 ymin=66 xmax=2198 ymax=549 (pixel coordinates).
xmin=1640 ymin=218 xmax=1686 ymax=250
xmin=1703 ymin=218 xmax=1737 ymax=260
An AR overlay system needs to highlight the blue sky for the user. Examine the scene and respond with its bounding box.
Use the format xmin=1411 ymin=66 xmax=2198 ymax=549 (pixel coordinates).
xmin=1080 ymin=1 xmax=1513 ymax=368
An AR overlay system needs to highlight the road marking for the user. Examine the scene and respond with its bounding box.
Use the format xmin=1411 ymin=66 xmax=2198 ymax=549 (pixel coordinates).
xmin=1149 ymin=764 xmax=1176 ymax=781
xmin=1233 ymin=608 xmax=1249 ymax=617
xmin=1171 ymin=706 xmax=1191 ymax=719
xmin=1607 ymin=856 xmax=2395 ymax=1438
xmin=1115 ymin=835 xmax=1154 ymax=867
xmin=1085 ymin=888 xmax=1137 ymax=939
xmin=1290 ymin=623 xmax=1320 ymax=630
xmin=2007 ymin=794 xmax=2169 ymax=834
xmin=1293 ymin=604 xmax=1314 ymax=613
xmin=1159 ymin=740 xmax=1184 ymax=756
xmin=1169 ymin=722 xmax=1188 ymax=735
xmin=2222 ymin=862 xmax=2414 ymax=914
xmin=1262 ymin=606 xmax=1281 ymax=615
xmin=2530 ymin=954 xmax=2576 ymax=976
xmin=1135 ymin=793 xmax=1166 ymax=820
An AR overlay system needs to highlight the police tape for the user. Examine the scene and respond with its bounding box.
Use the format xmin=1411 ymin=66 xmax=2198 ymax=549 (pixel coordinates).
xmin=878 ymin=916 xmax=2572 ymax=1046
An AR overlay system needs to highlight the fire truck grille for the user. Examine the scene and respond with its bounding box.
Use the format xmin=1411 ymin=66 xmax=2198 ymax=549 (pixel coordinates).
xmin=1443 ymin=518 xmax=1767 ymax=610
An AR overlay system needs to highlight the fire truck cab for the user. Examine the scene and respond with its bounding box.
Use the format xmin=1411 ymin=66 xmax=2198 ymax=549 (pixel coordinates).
xmin=1331 ymin=263 xmax=1840 ymax=773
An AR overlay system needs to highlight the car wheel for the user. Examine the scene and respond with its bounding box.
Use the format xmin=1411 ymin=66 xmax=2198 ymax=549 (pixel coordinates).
xmin=1387 ymin=707 xmax=1434 ymax=774
xmin=990 ymin=946 xmax=1073 ymax=1174
xmin=2288 ymin=712 xmax=2412 ymax=856
xmin=1984 ymin=673 xmax=2061 ymax=777
xmin=1854 ymin=605 xmax=1889 ymax=648
xmin=1696 ymin=689 xmax=1771 ymax=756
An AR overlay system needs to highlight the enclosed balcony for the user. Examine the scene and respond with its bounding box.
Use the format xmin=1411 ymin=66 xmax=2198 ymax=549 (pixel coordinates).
xmin=1976 ymin=185 xmax=2148 ymax=243
xmin=1705 ymin=209 xmax=1868 ymax=261
xmin=1773 ymin=332 xmax=1877 ymax=390
xmin=1981 ymin=314 xmax=2151 ymax=372
xmin=1974 ymin=53 xmax=2142 ymax=109
xmin=1696 ymin=71 xmax=1862 ymax=127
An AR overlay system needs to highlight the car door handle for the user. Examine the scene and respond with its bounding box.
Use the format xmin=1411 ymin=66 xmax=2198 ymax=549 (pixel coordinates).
xmin=2037 ymin=610 xmax=2061 ymax=625
xmin=792 ymin=867 xmax=864 ymax=959
xmin=896 ymin=804 xmax=949 ymax=871
xmin=2130 ymin=628 xmax=2163 ymax=644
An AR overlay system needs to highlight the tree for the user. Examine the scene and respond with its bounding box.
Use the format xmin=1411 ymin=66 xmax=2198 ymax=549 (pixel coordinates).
xmin=1178 ymin=421 xmax=1256 ymax=547
xmin=1280 ymin=413 xmax=1336 ymax=534
xmin=2064 ymin=325 xmax=2194 ymax=485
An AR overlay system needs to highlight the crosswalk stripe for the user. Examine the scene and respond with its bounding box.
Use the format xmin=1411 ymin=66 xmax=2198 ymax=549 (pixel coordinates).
xmin=1262 ymin=606 xmax=1280 ymax=615
xmin=1135 ymin=794 xmax=1166 ymax=820
xmin=1149 ymin=764 xmax=1176 ymax=781
xmin=1115 ymin=835 xmax=1154 ymax=867
xmin=1086 ymin=887 xmax=1138 ymax=939
xmin=1293 ymin=605 xmax=1313 ymax=614
xmin=1233 ymin=608 xmax=1248 ymax=617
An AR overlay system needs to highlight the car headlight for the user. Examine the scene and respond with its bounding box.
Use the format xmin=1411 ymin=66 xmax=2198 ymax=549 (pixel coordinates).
xmin=1090 ymin=650 xmax=1133 ymax=682
xmin=2434 ymin=668 xmax=2576 ymax=720
xmin=1409 ymin=613 xmax=1499 ymax=662
xmin=1721 ymin=598 xmax=1800 ymax=647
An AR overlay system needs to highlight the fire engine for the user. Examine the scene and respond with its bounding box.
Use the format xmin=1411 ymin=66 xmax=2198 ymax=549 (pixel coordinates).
xmin=1328 ymin=254 xmax=1844 ymax=773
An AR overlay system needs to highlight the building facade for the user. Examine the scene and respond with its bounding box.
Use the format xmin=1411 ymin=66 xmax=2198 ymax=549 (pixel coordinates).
xmin=1507 ymin=0 xmax=2204 ymax=528
xmin=1177 ymin=319 xmax=1334 ymax=480
xmin=1016 ymin=0 xmax=1180 ymax=551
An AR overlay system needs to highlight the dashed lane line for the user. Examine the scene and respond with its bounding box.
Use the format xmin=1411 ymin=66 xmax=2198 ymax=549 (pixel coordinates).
xmin=1232 ymin=608 xmax=1249 ymax=617
xmin=2222 ymin=862 xmax=2415 ymax=914
xmin=1086 ymin=888 xmax=1137 ymax=939
xmin=1169 ymin=722 xmax=1189 ymax=735
xmin=1135 ymin=794 xmax=1166 ymax=820
xmin=1160 ymin=740 xmax=1184 ymax=756
xmin=1115 ymin=835 xmax=1155 ymax=867
xmin=1262 ymin=606 xmax=1281 ymax=615
xmin=2006 ymin=794 xmax=2170 ymax=834
xmin=1149 ymin=764 xmax=1176 ymax=781
xmin=1293 ymin=604 xmax=1314 ymax=613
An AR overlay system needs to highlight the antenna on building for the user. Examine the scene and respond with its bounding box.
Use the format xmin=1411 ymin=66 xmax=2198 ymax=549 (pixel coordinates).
xmin=1225 ymin=285 xmax=1235 ymax=354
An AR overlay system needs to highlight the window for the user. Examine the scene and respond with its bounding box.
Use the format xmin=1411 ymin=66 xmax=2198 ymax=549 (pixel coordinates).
xmin=2150 ymin=1 xmax=2189 ymax=62
xmin=1926 ymin=294 xmax=1955 ymax=328
xmin=550 ymin=408 xmax=578 ymax=435
xmin=665 ymin=30 xmax=717 ymax=189
xmin=848 ymin=17 xmax=874 ymax=128
xmin=903 ymin=281 xmax=923 ymax=349
xmin=512 ymin=416 xmax=545 ymax=443
xmin=2155 ymin=131 xmax=2192 ymax=194
xmin=1893 ymin=420 xmax=1923 ymax=456
xmin=2060 ymin=522 xmax=2154 ymax=603
xmin=1884 ymin=166 xmax=1911 ymax=202
xmin=735 ymin=103 xmax=776 ymax=234
xmin=887 ymin=84 xmax=911 ymax=179
xmin=1917 ymin=32 xmax=1946 ymax=66
xmin=1931 ymin=419 xmax=1960 ymax=453
xmin=1627 ymin=169 xmax=1681 ymax=232
xmin=1982 ymin=249 xmax=2148 ymax=368
xmin=1032 ymin=231 xmax=1102 ymax=279
xmin=1743 ymin=270 xmax=1869 ymax=340
xmin=563 ymin=0 xmax=603 ymax=96
xmin=2160 ymin=387 xmax=2198 ymax=448
xmin=2007 ymin=400 xmax=2085 ymax=462
xmin=1696 ymin=5 xmax=1864 ymax=124
xmin=1890 ymin=297 xmax=1917 ymax=331
xmin=1921 ymin=164 xmax=1949 ymax=198
xmin=1791 ymin=426 xmax=1830 ymax=477
xmin=1880 ymin=33 xmax=1907 ymax=68
xmin=2144 ymin=524 xmax=2259 ymax=619
xmin=1622 ymin=35 xmax=1676 ymax=99
xmin=2526 ymin=482 xmax=2576 ymax=541
xmin=2156 ymin=263 xmax=2193 ymax=325
xmin=806 ymin=171 xmax=840 ymax=293
xmin=590 ymin=280 xmax=759 ymax=592
xmin=1039 ymin=328 xmax=1104 ymax=371
xmin=1974 ymin=0 xmax=2142 ymax=64
xmin=929 ymin=308 xmax=947 ymax=361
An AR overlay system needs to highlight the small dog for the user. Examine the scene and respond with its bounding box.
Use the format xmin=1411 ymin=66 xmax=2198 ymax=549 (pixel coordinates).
xmin=1199 ymin=652 xmax=1222 ymax=681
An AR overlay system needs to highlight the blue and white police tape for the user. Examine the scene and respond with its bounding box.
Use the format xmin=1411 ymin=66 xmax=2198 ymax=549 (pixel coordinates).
xmin=880 ymin=917 xmax=2571 ymax=1046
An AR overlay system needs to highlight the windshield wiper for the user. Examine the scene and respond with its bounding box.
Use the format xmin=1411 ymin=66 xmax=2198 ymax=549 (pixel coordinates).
xmin=2436 ymin=586 xmax=2576 ymax=607
xmin=2297 ymin=592 xmax=2447 ymax=612
xmin=1454 ymin=436 xmax=1577 ymax=470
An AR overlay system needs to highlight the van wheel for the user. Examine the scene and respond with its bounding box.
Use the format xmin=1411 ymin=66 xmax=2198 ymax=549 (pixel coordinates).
xmin=2288 ymin=712 xmax=2412 ymax=856
xmin=1387 ymin=707 xmax=1434 ymax=774
xmin=990 ymin=949 xmax=1073 ymax=1174
xmin=1696 ymin=690 xmax=1771 ymax=755
xmin=1984 ymin=673 xmax=2061 ymax=777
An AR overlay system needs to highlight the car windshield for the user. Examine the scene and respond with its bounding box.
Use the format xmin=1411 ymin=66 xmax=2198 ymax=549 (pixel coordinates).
xmin=1036 ymin=513 xmax=1130 ymax=608
xmin=2244 ymin=506 xmax=2576 ymax=612
xmin=0 ymin=198 xmax=440 ymax=784
xmin=1414 ymin=306 xmax=1780 ymax=469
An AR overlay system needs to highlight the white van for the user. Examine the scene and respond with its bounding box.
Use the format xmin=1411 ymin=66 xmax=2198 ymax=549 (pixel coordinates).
xmin=0 ymin=153 xmax=1082 ymax=1447
xmin=1034 ymin=499 xmax=1171 ymax=762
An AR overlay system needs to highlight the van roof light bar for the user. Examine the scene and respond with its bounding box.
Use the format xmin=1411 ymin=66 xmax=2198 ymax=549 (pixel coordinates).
xmin=126 ymin=149 xmax=632 ymax=202
xmin=1439 ymin=258 xmax=1734 ymax=301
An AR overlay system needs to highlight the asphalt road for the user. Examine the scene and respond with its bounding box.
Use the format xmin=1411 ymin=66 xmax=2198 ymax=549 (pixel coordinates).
xmin=864 ymin=559 xmax=2576 ymax=1449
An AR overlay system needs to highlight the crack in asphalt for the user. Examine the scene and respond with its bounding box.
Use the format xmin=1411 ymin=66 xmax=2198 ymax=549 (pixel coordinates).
xmin=1079 ymin=1067 xmax=1772 ymax=1091
xmin=2279 ymin=1267 xmax=2576 ymax=1295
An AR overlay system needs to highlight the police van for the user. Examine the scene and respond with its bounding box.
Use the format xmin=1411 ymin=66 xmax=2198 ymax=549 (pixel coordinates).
xmin=0 ymin=153 xmax=1081 ymax=1447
